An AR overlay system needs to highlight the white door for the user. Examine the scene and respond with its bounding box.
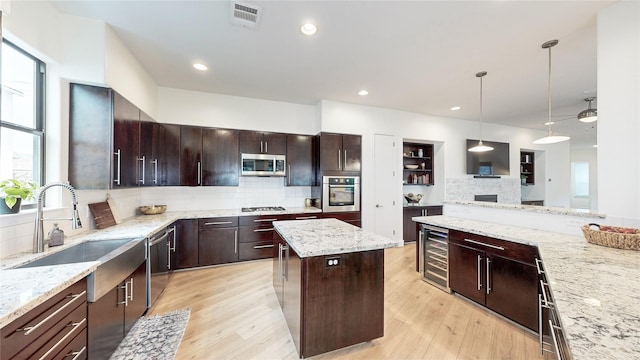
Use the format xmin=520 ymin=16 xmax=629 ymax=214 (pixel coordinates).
xmin=373 ymin=134 xmax=397 ymax=239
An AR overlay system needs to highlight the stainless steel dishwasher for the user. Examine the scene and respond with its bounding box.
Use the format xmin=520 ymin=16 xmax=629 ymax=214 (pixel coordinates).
xmin=418 ymin=224 xmax=450 ymax=292
xmin=147 ymin=226 xmax=175 ymax=308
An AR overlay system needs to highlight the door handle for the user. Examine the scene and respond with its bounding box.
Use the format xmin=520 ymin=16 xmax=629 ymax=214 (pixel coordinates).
xmin=376 ymin=204 xmax=383 ymax=208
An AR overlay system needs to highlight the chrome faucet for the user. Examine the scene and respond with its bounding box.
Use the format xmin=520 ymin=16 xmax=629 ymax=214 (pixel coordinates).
xmin=33 ymin=182 xmax=82 ymax=253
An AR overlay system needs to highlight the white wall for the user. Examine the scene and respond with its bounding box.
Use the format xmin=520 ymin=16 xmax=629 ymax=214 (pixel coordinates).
xmin=597 ymin=1 xmax=640 ymax=227
xmin=570 ymin=147 xmax=598 ymax=210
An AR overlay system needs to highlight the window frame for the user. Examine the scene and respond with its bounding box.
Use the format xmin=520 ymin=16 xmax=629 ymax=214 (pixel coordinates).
xmin=1 ymin=39 xmax=47 ymax=207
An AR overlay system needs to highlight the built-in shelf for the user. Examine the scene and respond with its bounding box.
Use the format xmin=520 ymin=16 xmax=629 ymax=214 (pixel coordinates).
xmin=520 ymin=150 xmax=535 ymax=185
xmin=403 ymin=143 xmax=434 ymax=186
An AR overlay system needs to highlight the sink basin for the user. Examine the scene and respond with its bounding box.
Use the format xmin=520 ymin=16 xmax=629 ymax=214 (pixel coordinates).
xmin=16 ymin=238 xmax=146 ymax=302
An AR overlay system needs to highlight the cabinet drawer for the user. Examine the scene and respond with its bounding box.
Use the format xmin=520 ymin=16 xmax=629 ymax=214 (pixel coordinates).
xmin=1 ymin=279 xmax=87 ymax=360
xmin=239 ymin=226 xmax=275 ymax=243
xmin=449 ymin=230 xmax=536 ymax=265
xmin=239 ymin=214 xmax=289 ymax=226
xmin=322 ymin=211 xmax=361 ymax=222
xmin=52 ymin=328 xmax=87 ymax=360
xmin=199 ymin=217 xmax=238 ymax=228
xmin=239 ymin=240 xmax=275 ymax=261
xmin=289 ymin=213 xmax=321 ymax=221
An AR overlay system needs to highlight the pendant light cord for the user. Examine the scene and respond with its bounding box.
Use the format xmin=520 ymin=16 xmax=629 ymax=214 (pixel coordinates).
xmin=547 ymin=43 xmax=552 ymax=136
xmin=479 ymin=73 xmax=484 ymax=141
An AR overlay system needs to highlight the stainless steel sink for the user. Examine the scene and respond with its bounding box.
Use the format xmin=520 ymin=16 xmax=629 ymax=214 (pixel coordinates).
xmin=16 ymin=238 xmax=146 ymax=302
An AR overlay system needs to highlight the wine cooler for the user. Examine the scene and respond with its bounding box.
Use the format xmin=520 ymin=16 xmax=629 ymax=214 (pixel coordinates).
xmin=418 ymin=224 xmax=450 ymax=292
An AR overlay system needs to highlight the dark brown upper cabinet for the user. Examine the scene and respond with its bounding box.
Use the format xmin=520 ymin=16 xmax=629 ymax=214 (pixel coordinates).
xmin=202 ymin=128 xmax=239 ymax=186
xmin=239 ymin=130 xmax=287 ymax=155
xmin=180 ymin=126 xmax=203 ymax=186
xmin=319 ymin=133 xmax=361 ymax=173
xmin=286 ymin=134 xmax=315 ymax=186
xmin=161 ymin=124 xmax=181 ymax=186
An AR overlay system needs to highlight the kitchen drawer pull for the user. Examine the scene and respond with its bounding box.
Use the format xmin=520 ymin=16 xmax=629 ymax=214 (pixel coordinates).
xmin=477 ymin=255 xmax=482 ymax=291
xmin=113 ymin=149 xmax=121 ymax=185
xmin=549 ymin=320 xmax=561 ymax=359
xmin=253 ymin=228 xmax=275 ymax=233
xmin=64 ymin=346 xmax=87 ymax=360
xmin=295 ymin=216 xmax=318 ymax=220
xmin=39 ymin=318 xmax=86 ymax=360
xmin=234 ymin=230 xmax=238 ymax=253
xmin=129 ymin=277 xmax=134 ymax=301
xmin=204 ymin=221 xmax=233 ymax=225
xmin=254 ymin=244 xmax=274 ymax=249
xmin=253 ymin=218 xmax=277 ymax=223
xmin=486 ymin=257 xmax=491 ymax=294
xmin=464 ymin=238 xmax=505 ymax=251
xmin=152 ymin=158 xmax=158 ymax=184
xmin=535 ymin=258 xmax=545 ymax=274
xmin=137 ymin=156 xmax=145 ymax=184
xmin=18 ymin=291 xmax=86 ymax=336
xmin=120 ymin=281 xmax=129 ymax=306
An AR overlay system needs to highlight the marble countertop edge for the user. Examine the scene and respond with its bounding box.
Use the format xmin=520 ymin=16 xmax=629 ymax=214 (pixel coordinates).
xmin=444 ymin=200 xmax=606 ymax=219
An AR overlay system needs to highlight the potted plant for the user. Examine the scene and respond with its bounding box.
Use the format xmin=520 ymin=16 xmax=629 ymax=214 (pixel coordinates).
xmin=520 ymin=175 xmax=527 ymax=184
xmin=0 ymin=179 xmax=38 ymax=214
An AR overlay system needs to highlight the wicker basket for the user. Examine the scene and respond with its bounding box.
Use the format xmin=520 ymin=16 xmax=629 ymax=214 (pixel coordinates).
xmin=581 ymin=224 xmax=640 ymax=251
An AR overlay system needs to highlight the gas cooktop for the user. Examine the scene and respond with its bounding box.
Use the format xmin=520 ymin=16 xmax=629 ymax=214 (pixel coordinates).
xmin=241 ymin=206 xmax=286 ymax=212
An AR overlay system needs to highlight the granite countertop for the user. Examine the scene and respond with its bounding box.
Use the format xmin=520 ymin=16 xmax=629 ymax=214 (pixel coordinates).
xmin=0 ymin=206 xmax=321 ymax=327
xmin=273 ymin=218 xmax=403 ymax=257
xmin=412 ymin=215 xmax=640 ymax=360
xmin=445 ymin=200 xmax=606 ymax=219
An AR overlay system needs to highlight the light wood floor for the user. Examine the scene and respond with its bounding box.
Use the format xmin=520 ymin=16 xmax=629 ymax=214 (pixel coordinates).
xmin=149 ymin=243 xmax=544 ymax=360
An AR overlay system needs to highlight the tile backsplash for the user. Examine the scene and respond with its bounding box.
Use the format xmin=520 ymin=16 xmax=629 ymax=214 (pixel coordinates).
xmin=445 ymin=177 xmax=521 ymax=204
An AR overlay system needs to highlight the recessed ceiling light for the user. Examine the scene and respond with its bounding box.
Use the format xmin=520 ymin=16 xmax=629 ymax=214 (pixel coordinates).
xmin=193 ymin=63 xmax=208 ymax=71
xmin=300 ymin=23 xmax=317 ymax=35
xmin=450 ymin=106 xmax=461 ymax=111
xmin=544 ymin=121 xmax=555 ymax=125
xmin=593 ymin=144 xmax=599 ymax=148
xmin=358 ymin=90 xmax=368 ymax=96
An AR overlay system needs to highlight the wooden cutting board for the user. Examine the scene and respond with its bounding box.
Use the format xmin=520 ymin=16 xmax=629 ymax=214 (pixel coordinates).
xmin=88 ymin=201 xmax=117 ymax=229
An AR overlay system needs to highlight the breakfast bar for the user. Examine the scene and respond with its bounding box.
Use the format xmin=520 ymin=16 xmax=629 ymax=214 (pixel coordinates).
xmin=272 ymin=218 xmax=402 ymax=358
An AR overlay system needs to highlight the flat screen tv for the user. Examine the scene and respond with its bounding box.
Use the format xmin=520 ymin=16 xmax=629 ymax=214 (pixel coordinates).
xmin=466 ymin=139 xmax=510 ymax=176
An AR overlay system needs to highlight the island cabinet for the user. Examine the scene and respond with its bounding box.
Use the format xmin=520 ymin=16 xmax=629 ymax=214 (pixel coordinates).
xmin=1 ymin=278 xmax=87 ymax=360
xmin=402 ymin=205 xmax=443 ymax=242
xmin=239 ymin=130 xmax=287 ymax=154
xmin=448 ymin=230 xmax=538 ymax=331
xmin=319 ymin=133 xmax=361 ymax=173
xmin=286 ymin=134 xmax=316 ymax=186
xmin=198 ymin=217 xmax=239 ymax=266
xmin=87 ymin=261 xmax=146 ymax=359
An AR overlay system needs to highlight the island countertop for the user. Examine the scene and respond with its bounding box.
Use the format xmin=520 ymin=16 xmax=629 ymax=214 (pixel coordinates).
xmin=273 ymin=218 xmax=403 ymax=257
xmin=412 ymin=215 xmax=640 ymax=360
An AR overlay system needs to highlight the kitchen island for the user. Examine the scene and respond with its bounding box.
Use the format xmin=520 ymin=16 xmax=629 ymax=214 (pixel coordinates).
xmin=273 ymin=218 xmax=402 ymax=358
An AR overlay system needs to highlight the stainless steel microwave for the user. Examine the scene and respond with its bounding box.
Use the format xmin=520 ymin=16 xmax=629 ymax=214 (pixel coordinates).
xmin=241 ymin=153 xmax=286 ymax=176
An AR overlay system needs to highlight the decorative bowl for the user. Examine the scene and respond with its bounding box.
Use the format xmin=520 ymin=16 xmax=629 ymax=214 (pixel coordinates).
xmin=405 ymin=165 xmax=419 ymax=170
xmin=403 ymin=193 xmax=423 ymax=204
xmin=139 ymin=205 xmax=167 ymax=215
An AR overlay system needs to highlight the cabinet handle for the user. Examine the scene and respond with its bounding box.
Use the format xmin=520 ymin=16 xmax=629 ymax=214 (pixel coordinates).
xmin=137 ymin=156 xmax=145 ymax=184
xmin=253 ymin=218 xmax=277 ymax=223
xmin=265 ymin=141 xmax=268 ymax=153
xmin=204 ymin=221 xmax=233 ymax=225
xmin=549 ymin=320 xmax=561 ymax=359
xmin=540 ymin=280 xmax=552 ymax=306
xmin=120 ymin=281 xmax=129 ymax=306
xmin=64 ymin=346 xmax=86 ymax=360
xmin=260 ymin=141 xmax=264 ymax=153
xmin=278 ymin=243 xmax=283 ymax=280
xmin=287 ymin=164 xmax=291 ymax=185
xmin=283 ymin=244 xmax=289 ymax=281
xmin=129 ymin=277 xmax=134 ymax=301
xmin=17 ymin=291 xmax=86 ymax=336
xmin=169 ymin=226 xmax=177 ymax=252
xmin=113 ymin=149 xmax=121 ymax=185
xmin=295 ymin=216 xmax=317 ymax=220
xmin=254 ymin=244 xmax=274 ymax=249
xmin=535 ymin=258 xmax=545 ymax=274
xmin=338 ymin=150 xmax=341 ymax=169
xmin=477 ymin=255 xmax=482 ymax=291
xmin=197 ymin=161 xmax=201 ymax=185
xmin=234 ymin=230 xmax=238 ymax=254
xmin=38 ymin=318 xmax=86 ymax=360
xmin=253 ymin=228 xmax=275 ymax=232
xmin=344 ymin=150 xmax=347 ymax=168
xmin=464 ymin=238 xmax=505 ymax=251
xmin=152 ymin=158 xmax=158 ymax=184
xmin=486 ymin=257 xmax=491 ymax=295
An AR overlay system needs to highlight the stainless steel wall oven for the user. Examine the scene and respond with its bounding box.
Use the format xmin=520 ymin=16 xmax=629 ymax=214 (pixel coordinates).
xmin=322 ymin=176 xmax=360 ymax=213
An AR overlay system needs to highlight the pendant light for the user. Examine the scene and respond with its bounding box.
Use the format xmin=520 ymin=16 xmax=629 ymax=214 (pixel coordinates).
xmin=468 ymin=71 xmax=494 ymax=152
xmin=533 ymin=40 xmax=570 ymax=145
xmin=578 ymin=97 xmax=598 ymax=122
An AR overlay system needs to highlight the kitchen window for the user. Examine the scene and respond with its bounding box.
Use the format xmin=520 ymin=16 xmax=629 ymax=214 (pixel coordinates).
xmin=1 ymin=39 xmax=46 ymax=207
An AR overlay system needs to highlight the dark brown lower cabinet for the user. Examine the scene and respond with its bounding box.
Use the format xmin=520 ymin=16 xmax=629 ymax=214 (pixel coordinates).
xmin=88 ymin=261 xmax=146 ymax=358
xmin=174 ymin=219 xmax=199 ymax=269
xmin=448 ymin=230 xmax=538 ymax=331
xmin=322 ymin=211 xmax=361 ymax=227
xmin=1 ymin=279 xmax=87 ymax=360
xmin=274 ymin=233 xmax=383 ymax=358
xmin=403 ymin=205 xmax=443 ymax=242
xmin=198 ymin=217 xmax=239 ymax=266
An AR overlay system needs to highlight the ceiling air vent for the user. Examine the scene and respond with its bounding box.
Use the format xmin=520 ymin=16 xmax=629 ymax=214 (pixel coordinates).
xmin=231 ymin=1 xmax=262 ymax=29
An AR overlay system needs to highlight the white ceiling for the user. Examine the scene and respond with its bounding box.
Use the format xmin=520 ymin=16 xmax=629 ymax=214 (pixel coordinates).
xmin=50 ymin=0 xmax=613 ymax=148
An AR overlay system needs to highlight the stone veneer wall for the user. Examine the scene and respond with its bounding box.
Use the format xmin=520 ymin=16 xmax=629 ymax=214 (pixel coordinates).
xmin=445 ymin=178 xmax=521 ymax=204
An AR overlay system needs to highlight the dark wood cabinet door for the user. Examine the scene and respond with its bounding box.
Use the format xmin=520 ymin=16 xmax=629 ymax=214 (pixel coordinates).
xmin=202 ymin=128 xmax=239 ymax=186
xmin=263 ymin=132 xmax=287 ymax=154
xmin=319 ymin=133 xmax=342 ymax=171
xmin=283 ymin=242 xmax=302 ymax=354
xmin=239 ymin=130 xmax=263 ymax=154
xmin=88 ymin=285 xmax=123 ymax=359
xmin=286 ymin=134 xmax=314 ymax=186
xmin=273 ymin=235 xmax=284 ymax=307
xmin=402 ymin=207 xmax=423 ymax=242
xmin=342 ymin=134 xmax=361 ymax=172
xmin=69 ymin=84 xmax=113 ymax=190
xmin=162 ymin=124 xmax=181 ymax=186
xmin=124 ymin=262 xmax=147 ymax=335
xmin=112 ymin=92 xmax=140 ymax=188
xmin=199 ymin=227 xmax=239 ymax=266
xmin=180 ymin=126 xmax=202 ymax=186
xmin=449 ymin=243 xmax=485 ymax=305
xmin=486 ymin=254 xmax=539 ymax=331
xmin=322 ymin=211 xmax=361 ymax=227
xmin=175 ymin=219 xmax=199 ymax=269
xmin=139 ymin=119 xmax=161 ymax=187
